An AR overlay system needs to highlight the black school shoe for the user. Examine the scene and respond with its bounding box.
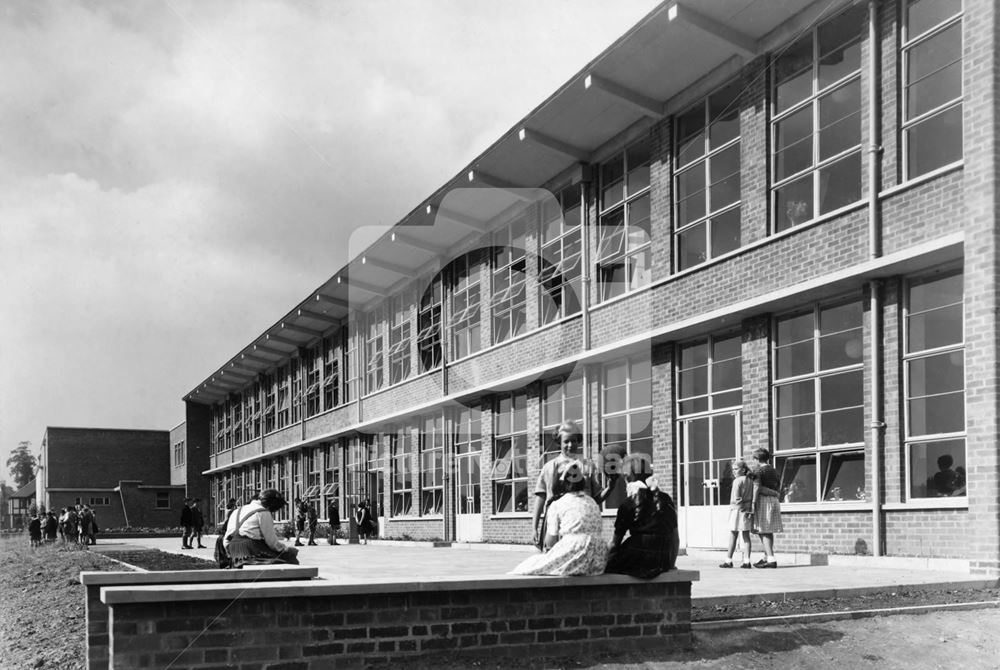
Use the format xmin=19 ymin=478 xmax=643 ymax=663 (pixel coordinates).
xmin=754 ymin=560 xmax=777 ymax=568
xmin=740 ymin=563 xmax=753 ymax=569
xmin=718 ymin=561 xmax=733 ymax=568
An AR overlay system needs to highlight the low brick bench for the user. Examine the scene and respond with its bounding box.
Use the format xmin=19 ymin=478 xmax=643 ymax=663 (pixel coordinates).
xmin=99 ymin=570 xmax=699 ymax=669
xmin=81 ymin=566 xmax=319 ymax=670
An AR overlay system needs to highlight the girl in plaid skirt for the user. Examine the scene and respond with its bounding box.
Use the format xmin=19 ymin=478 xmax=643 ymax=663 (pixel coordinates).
xmin=750 ymin=447 xmax=783 ymax=568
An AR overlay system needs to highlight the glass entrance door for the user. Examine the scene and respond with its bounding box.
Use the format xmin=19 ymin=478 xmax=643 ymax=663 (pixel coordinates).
xmin=678 ymin=411 xmax=741 ymax=548
xmin=454 ymin=452 xmax=482 ymax=542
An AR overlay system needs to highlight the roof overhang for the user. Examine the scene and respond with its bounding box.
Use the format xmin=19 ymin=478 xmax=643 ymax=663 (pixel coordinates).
xmin=186 ymin=0 xmax=848 ymax=404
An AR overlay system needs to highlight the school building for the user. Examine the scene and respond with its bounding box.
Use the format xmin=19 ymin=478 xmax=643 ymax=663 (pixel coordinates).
xmin=185 ymin=0 xmax=1000 ymax=574
xmin=37 ymin=427 xmax=189 ymax=529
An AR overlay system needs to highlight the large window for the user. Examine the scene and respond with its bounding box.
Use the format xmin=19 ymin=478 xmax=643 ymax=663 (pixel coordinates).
xmin=492 ymin=219 xmax=527 ymax=344
xmin=343 ymin=327 xmax=358 ymax=404
xmin=772 ymin=4 xmax=865 ymax=231
xmin=540 ymin=376 xmax=584 ymax=464
xmin=323 ymin=336 xmax=340 ymax=411
xmin=675 ymin=80 xmax=742 ymax=270
xmin=905 ymin=269 xmax=965 ymax=499
xmin=417 ymin=274 xmax=443 ymax=372
xmin=322 ymin=444 xmax=340 ymax=513
xmin=677 ymin=333 xmax=743 ymax=417
xmin=173 ymin=440 xmax=185 ymax=468
xmin=305 ymin=348 xmax=321 ymax=417
xmin=601 ymin=355 xmax=653 ymax=508
xmin=388 ymin=292 xmax=412 ymax=385
xmin=539 ymin=185 xmax=582 ymax=325
xmin=290 ymin=359 xmax=302 ymax=423
xmin=276 ymin=365 xmax=290 ymax=429
xmin=420 ymin=415 xmax=444 ymax=515
xmin=304 ymin=448 xmax=321 ymax=500
xmin=246 ymin=382 xmax=260 ymax=440
xmin=232 ymin=393 xmax=243 ymax=445
xmin=391 ymin=426 xmax=414 ymax=517
xmin=263 ymin=373 xmax=276 ymax=434
xmin=491 ymin=391 xmax=528 ymax=513
xmin=365 ymin=306 xmax=385 ymax=393
xmin=451 ymin=255 xmax=481 ymax=359
xmin=902 ymin=0 xmax=963 ymax=179
xmin=597 ymin=139 xmax=652 ymax=300
xmin=773 ymin=299 xmax=865 ymax=503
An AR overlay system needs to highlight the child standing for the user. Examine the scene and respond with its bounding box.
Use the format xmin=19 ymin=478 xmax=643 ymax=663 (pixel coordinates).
xmin=28 ymin=514 xmax=43 ymax=548
xmin=719 ymin=460 xmax=753 ymax=568
xmin=749 ymin=447 xmax=784 ymax=568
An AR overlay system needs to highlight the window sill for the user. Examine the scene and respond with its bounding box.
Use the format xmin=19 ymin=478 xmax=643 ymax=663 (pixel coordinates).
xmin=882 ymin=498 xmax=967 ymax=511
xmin=387 ymin=515 xmax=443 ymax=521
xmin=489 ymin=513 xmax=532 ymax=520
xmin=780 ymin=502 xmax=871 ymax=513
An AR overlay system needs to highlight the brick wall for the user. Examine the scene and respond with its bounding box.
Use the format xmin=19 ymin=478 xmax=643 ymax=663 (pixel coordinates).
xmin=104 ymin=576 xmax=694 ymax=669
xmin=46 ymin=428 xmax=170 ymax=489
xmin=84 ymin=567 xmax=318 ymax=670
xmin=883 ymin=509 xmax=972 ymax=559
xmin=780 ymin=512 xmax=875 ymax=556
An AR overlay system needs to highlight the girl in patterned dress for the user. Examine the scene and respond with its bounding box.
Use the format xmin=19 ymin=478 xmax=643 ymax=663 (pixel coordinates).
xmin=719 ymin=459 xmax=754 ymax=569
xmin=511 ymin=461 xmax=608 ymax=576
xmin=749 ymin=447 xmax=783 ymax=568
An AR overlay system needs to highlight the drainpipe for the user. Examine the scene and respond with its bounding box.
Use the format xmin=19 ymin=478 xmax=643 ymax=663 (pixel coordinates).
xmin=867 ymin=0 xmax=885 ymax=557
xmin=579 ymin=177 xmax=592 ymax=352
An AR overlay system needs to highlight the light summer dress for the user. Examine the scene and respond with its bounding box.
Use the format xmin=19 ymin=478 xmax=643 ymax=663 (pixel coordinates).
xmin=511 ymin=492 xmax=608 ymax=576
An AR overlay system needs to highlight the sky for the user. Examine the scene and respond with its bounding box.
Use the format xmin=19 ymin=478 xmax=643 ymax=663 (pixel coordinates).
xmin=0 ymin=0 xmax=662 ymax=474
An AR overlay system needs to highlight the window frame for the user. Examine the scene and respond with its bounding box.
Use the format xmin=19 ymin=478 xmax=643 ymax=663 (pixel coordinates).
xmin=417 ymin=273 xmax=443 ymax=372
xmin=419 ymin=414 xmax=444 ymax=516
xmin=771 ymin=298 xmax=866 ymax=505
xmin=390 ymin=426 xmax=415 ymax=518
xmin=491 ymin=390 xmax=529 ymax=515
xmin=676 ymin=331 xmax=744 ymax=419
xmin=901 ymin=0 xmax=964 ymax=181
xmin=305 ymin=347 xmax=322 ymax=417
xmin=450 ymin=254 xmax=482 ymax=360
xmin=539 ymin=376 xmax=584 ymax=464
xmin=600 ymin=354 xmax=653 ymax=509
xmin=173 ymin=440 xmax=185 ymax=468
xmin=492 ymin=219 xmax=528 ymax=344
xmin=388 ymin=291 xmax=412 ymax=385
xmin=539 ymin=184 xmax=583 ymax=325
xmin=903 ymin=267 xmax=966 ymax=500
xmin=323 ymin=336 xmax=340 ymax=411
xmin=365 ymin=306 xmax=385 ymax=394
xmin=674 ymin=79 xmax=743 ymax=271
xmin=596 ymin=138 xmax=652 ymax=301
xmin=770 ymin=4 xmax=866 ymax=232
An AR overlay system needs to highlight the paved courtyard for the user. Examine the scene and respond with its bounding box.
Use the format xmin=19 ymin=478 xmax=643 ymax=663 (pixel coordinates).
xmin=93 ymin=536 xmax=992 ymax=605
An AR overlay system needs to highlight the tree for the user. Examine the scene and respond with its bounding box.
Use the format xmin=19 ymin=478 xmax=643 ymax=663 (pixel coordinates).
xmin=7 ymin=441 xmax=36 ymax=489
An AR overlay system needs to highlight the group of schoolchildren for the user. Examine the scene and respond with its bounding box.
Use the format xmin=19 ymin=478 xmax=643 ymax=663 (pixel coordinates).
xmin=27 ymin=505 xmax=99 ymax=548
xmin=719 ymin=447 xmax=785 ymax=569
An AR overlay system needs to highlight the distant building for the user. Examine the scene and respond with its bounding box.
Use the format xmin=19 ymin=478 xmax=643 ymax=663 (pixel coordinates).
xmin=6 ymin=479 xmax=36 ymax=529
xmin=38 ymin=427 xmax=187 ymax=529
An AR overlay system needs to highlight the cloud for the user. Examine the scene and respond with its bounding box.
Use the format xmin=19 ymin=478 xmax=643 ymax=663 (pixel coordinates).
xmin=0 ymin=0 xmax=660 ymax=461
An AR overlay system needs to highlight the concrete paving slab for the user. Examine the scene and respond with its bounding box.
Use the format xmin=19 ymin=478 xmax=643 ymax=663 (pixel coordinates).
xmin=91 ymin=536 xmax=994 ymax=605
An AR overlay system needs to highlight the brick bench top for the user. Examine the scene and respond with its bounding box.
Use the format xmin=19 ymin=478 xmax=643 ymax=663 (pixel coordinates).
xmin=81 ymin=566 xmax=318 ymax=586
xmin=100 ymin=569 xmax=699 ymax=605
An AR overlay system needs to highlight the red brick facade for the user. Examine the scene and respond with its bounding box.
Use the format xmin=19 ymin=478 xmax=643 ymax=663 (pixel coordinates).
xmin=193 ymin=0 xmax=1000 ymax=574
xmin=40 ymin=427 xmax=182 ymax=529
